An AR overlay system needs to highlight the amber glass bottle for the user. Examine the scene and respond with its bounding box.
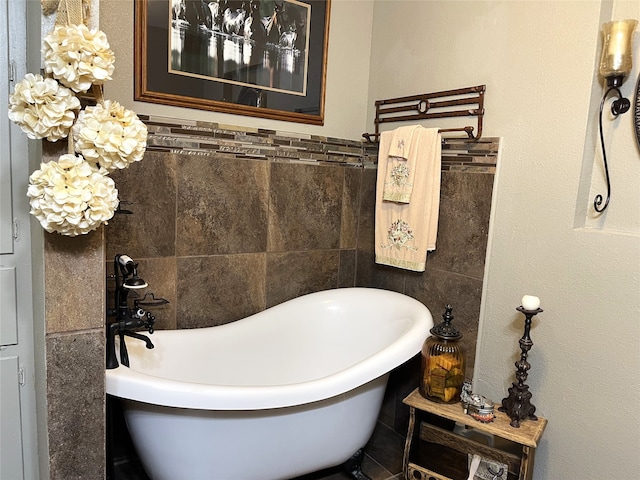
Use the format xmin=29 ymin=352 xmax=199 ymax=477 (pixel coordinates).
xmin=420 ymin=305 xmax=466 ymax=403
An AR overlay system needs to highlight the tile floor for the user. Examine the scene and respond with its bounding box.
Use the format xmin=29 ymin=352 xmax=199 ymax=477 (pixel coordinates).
xmin=294 ymin=420 xmax=407 ymax=480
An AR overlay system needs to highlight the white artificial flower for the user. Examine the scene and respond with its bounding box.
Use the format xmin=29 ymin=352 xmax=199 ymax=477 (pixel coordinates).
xmin=73 ymin=100 xmax=148 ymax=171
xmin=7 ymin=73 xmax=80 ymax=142
xmin=43 ymin=24 xmax=115 ymax=93
xmin=27 ymin=154 xmax=119 ymax=236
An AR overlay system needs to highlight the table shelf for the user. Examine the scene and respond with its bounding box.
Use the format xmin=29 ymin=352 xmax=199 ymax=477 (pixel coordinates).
xmin=402 ymin=389 xmax=547 ymax=480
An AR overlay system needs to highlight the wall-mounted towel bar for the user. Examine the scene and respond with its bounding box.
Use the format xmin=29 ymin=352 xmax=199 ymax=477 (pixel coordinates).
xmin=362 ymin=85 xmax=486 ymax=143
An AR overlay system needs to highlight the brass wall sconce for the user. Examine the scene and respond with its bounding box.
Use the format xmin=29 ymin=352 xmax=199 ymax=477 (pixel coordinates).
xmin=594 ymin=19 xmax=637 ymax=213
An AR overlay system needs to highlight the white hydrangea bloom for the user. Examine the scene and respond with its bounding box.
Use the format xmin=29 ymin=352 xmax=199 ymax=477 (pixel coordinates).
xmin=43 ymin=24 xmax=115 ymax=93
xmin=27 ymin=154 xmax=119 ymax=236
xmin=73 ymin=100 xmax=148 ymax=171
xmin=7 ymin=73 xmax=80 ymax=142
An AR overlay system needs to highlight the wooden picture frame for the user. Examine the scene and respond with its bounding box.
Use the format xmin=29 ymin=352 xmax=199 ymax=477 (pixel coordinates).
xmin=135 ymin=0 xmax=331 ymax=125
xmin=634 ymin=72 xmax=640 ymax=150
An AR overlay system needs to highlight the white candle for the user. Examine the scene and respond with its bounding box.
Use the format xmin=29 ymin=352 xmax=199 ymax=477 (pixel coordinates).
xmin=521 ymin=295 xmax=540 ymax=311
xmin=608 ymin=22 xmax=627 ymax=56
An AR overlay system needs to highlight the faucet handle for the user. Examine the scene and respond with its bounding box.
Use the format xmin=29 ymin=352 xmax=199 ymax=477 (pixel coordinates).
xmin=144 ymin=311 xmax=155 ymax=334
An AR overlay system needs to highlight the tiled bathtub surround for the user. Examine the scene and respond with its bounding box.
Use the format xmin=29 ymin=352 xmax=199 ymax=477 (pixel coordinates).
xmin=40 ymin=139 xmax=107 ymax=480
xmin=102 ymin=115 xmax=497 ymax=476
xmin=106 ymin=116 xmax=369 ymax=328
xmin=107 ymin=115 xmax=496 ymax=328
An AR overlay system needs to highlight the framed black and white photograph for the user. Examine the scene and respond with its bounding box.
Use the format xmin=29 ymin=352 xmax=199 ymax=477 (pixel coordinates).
xmin=135 ymin=0 xmax=331 ymax=125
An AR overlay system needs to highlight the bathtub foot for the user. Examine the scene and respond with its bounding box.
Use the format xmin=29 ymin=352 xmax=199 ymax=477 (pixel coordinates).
xmin=343 ymin=448 xmax=371 ymax=480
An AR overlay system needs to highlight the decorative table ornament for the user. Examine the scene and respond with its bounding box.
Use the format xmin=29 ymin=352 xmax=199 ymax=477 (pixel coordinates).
xmin=499 ymin=296 xmax=542 ymax=427
xmin=420 ymin=304 xmax=466 ymax=403
xmin=460 ymin=381 xmax=495 ymax=423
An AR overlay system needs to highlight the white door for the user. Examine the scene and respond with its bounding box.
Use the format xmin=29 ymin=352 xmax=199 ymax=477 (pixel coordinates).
xmin=0 ymin=0 xmax=40 ymax=478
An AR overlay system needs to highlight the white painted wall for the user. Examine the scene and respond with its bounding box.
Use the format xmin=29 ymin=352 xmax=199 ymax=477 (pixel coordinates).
xmin=100 ymin=0 xmax=375 ymax=140
xmin=368 ymin=1 xmax=640 ymax=479
xmin=100 ymin=1 xmax=640 ymax=478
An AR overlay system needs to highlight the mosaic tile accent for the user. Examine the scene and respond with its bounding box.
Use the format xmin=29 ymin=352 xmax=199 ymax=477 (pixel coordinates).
xmin=139 ymin=115 xmax=499 ymax=171
xmin=140 ymin=115 xmax=364 ymax=166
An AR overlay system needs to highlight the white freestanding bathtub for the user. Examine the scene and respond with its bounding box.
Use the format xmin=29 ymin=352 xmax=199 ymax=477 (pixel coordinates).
xmin=106 ymin=287 xmax=433 ymax=480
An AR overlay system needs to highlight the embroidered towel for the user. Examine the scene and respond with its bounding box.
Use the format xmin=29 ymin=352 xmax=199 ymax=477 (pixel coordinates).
xmin=382 ymin=125 xmax=421 ymax=203
xmin=375 ymin=127 xmax=441 ymax=272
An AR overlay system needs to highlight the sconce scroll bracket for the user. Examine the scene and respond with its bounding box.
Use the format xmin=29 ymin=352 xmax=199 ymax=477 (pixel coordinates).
xmin=594 ymin=86 xmax=630 ymax=213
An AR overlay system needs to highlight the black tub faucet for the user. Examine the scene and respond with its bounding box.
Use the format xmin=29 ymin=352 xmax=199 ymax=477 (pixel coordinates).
xmin=106 ymin=254 xmax=163 ymax=369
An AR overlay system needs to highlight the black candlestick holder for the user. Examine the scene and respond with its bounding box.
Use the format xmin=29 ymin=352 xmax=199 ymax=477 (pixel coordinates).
xmin=499 ymin=306 xmax=542 ymax=428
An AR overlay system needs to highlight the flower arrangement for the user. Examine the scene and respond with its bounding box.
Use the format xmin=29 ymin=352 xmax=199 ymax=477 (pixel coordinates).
xmin=27 ymin=154 xmax=119 ymax=236
xmin=73 ymin=100 xmax=147 ymax=171
xmin=8 ymin=73 xmax=80 ymax=142
xmin=7 ymin=18 xmax=146 ymax=237
xmin=43 ymin=24 xmax=115 ymax=93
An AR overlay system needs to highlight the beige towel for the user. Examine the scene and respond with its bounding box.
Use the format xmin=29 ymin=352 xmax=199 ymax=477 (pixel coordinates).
xmin=382 ymin=125 xmax=421 ymax=203
xmin=375 ymin=127 xmax=441 ymax=272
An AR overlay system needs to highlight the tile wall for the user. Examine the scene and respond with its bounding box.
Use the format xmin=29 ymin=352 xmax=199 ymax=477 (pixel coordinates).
xmin=105 ymin=116 xmax=367 ymax=328
xmin=358 ymin=161 xmax=497 ymax=435
xmin=42 ymin=115 xmax=496 ymax=477
xmin=42 ymin=140 xmax=107 ymax=479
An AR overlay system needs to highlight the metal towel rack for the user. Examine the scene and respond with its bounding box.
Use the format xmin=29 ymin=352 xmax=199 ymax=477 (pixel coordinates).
xmin=362 ymin=85 xmax=486 ymax=143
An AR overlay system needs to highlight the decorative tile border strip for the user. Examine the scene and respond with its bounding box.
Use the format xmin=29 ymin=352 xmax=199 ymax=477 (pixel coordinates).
xmin=140 ymin=115 xmax=364 ymax=167
xmin=140 ymin=114 xmax=498 ymax=172
xmin=366 ymin=136 xmax=499 ymax=173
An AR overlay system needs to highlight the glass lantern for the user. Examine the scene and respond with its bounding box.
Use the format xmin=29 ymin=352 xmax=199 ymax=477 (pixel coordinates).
xmin=599 ymin=19 xmax=638 ymax=86
xmin=420 ymin=304 xmax=466 ymax=403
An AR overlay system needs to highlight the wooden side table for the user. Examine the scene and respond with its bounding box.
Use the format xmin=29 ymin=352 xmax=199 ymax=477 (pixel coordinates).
xmin=402 ymin=389 xmax=547 ymax=480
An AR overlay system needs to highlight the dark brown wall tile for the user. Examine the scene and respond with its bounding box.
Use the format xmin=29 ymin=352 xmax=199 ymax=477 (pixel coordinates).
xmin=47 ymin=330 xmax=105 ymax=480
xmin=130 ymin=257 xmax=177 ymax=330
xmin=355 ymin=168 xmax=494 ymax=395
xmin=428 ymin=172 xmax=495 ymax=279
xmin=357 ymin=168 xmax=377 ymax=253
xmin=44 ymin=229 xmax=105 ymax=333
xmin=268 ymin=163 xmax=343 ymax=252
xmin=405 ymin=268 xmax=483 ymax=376
xmin=106 ymin=151 xmax=177 ymax=259
xmin=338 ymin=249 xmax=357 ymax=288
xmin=355 ymin=250 xmax=406 ymax=293
xmin=380 ymin=355 xmax=421 ymax=438
xmin=265 ymin=250 xmax=340 ymax=307
xmin=176 ymin=155 xmax=269 ymax=256
xmin=176 ymin=254 xmax=266 ymax=328
xmin=340 ymin=167 xmax=362 ymax=248
xmin=105 ymin=256 xmax=176 ymax=332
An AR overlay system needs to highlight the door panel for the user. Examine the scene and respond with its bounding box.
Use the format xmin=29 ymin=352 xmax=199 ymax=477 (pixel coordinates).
xmin=0 ymin=0 xmax=13 ymax=255
xmin=0 ymin=0 xmax=38 ymax=478
xmin=0 ymin=266 xmax=18 ymax=346
xmin=0 ymin=356 xmax=25 ymax=480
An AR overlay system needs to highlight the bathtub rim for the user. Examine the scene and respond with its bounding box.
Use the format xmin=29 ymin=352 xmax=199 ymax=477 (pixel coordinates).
xmin=105 ymin=287 xmax=433 ymax=410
